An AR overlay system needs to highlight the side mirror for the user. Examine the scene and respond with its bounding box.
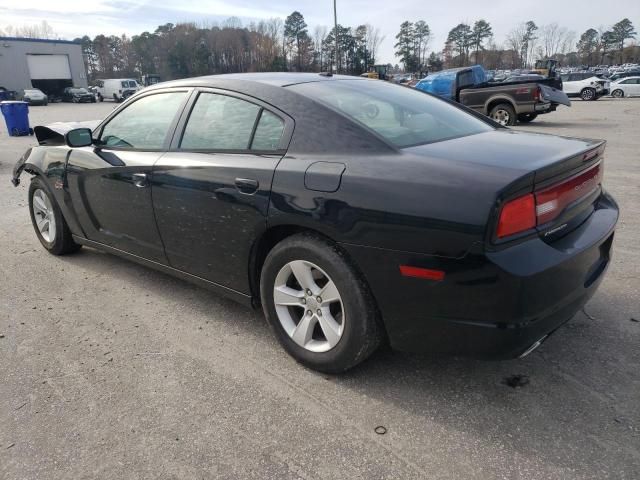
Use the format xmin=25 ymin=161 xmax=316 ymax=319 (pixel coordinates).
xmin=65 ymin=128 xmax=93 ymax=148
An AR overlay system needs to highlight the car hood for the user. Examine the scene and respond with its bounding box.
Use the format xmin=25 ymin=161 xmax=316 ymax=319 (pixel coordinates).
xmin=34 ymin=120 xmax=101 ymax=145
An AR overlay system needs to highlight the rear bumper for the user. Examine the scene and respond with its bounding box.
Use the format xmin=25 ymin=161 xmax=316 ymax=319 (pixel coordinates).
xmin=342 ymin=192 xmax=618 ymax=359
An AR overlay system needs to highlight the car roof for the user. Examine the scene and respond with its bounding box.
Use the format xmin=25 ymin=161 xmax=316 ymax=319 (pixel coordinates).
xmin=159 ymin=72 xmax=365 ymax=88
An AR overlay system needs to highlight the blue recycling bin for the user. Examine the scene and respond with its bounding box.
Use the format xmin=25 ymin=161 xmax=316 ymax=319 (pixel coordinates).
xmin=1 ymin=101 xmax=32 ymax=136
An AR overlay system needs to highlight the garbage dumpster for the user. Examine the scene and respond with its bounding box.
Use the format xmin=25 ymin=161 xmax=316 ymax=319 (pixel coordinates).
xmin=0 ymin=101 xmax=32 ymax=136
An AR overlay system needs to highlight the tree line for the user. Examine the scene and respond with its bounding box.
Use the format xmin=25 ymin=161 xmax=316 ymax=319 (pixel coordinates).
xmin=65 ymin=12 xmax=382 ymax=81
xmin=414 ymin=17 xmax=637 ymax=71
xmin=1 ymin=15 xmax=638 ymax=79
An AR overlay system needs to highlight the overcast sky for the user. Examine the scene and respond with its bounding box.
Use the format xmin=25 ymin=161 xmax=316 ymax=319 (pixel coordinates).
xmin=0 ymin=0 xmax=638 ymax=63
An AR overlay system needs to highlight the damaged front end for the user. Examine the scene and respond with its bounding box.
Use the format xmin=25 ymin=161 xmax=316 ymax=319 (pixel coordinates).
xmin=11 ymin=148 xmax=33 ymax=187
xmin=10 ymin=120 xmax=100 ymax=187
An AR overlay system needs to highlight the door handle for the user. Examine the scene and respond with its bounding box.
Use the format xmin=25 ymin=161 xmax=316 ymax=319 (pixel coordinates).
xmin=235 ymin=177 xmax=259 ymax=194
xmin=132 ymin=173 xmax=148 ymax=188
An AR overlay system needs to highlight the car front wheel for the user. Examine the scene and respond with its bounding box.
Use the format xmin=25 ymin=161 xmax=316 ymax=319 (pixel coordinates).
xmin=260 ymin=233 xmax=382 ymax=373
xmin=612 ymin=89 xmax=624 ymax=98
xmin=581 ymin=88 xmax=596 ymax=101
xmin=29 ymin=177 xmax=81 ymax=255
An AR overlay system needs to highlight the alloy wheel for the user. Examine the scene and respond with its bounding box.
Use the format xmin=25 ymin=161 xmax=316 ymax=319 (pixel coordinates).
xmin=492 ymin=109 xmax=511 ymax=126
xmin=273 ymin=260 xmax=345 ymax=353
xmin=32 ymin=189 xmax=56 ymax=243
xmin=612 ymin=89 xmax=623 ymax=98
xmin=582 ymin=89 xmax=595 ymax=100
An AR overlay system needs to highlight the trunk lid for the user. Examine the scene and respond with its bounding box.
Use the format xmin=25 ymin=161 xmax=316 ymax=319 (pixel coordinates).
xmin=406 ymin=129 xmax=605 ymax=243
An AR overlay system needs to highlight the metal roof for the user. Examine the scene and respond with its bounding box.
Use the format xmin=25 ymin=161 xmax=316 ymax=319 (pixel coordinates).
xmin=0 ymin=37 xmax=81 ymax=45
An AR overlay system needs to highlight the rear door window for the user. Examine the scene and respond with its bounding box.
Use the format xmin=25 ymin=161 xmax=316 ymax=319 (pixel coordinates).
xmin=180 ymin=93 xmax=262 ymax=150
xmin=251 ymin=110 xmax=285 ymax=150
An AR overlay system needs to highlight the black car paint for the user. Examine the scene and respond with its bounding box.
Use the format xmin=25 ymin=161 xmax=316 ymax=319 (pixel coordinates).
xmin=12 ymin=73 xmax=618 ymax=358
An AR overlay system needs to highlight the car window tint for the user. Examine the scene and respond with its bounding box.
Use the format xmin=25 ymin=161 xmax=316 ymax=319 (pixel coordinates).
xmin=290 ymin=80 xmax=493 ymax=148
xmin=100 ymin=92 xmax=187 ymax=149
xmin=181 ymin=93 xmax=260 ymax=150
xmin=251 ymin=110 xmax=285 ymax=150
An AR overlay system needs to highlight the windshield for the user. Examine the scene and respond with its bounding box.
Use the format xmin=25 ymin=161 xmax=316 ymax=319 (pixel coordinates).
xmin=289 ymin=80 xmax=493 ymax=148
xmin=70 ymin=88 xmax=89 ymax=94
xmin=121 ymin=80 xmax=137 ymax=88
xmin=24 ymin=89 xmax=41 ymax=95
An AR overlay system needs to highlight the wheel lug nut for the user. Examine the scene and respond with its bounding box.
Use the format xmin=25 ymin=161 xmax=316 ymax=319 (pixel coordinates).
xmin=306 ymin=289 xmax=312 ymax=296
xmin=301 ymin=298 xmax=306 ymax=304
xmin=307 ymin=310 xmax=312 ymax=316
xmin=317 ymin=309 xmax=322 ymax=316
xmin=316 ymin=296 xmax=322 ymax=303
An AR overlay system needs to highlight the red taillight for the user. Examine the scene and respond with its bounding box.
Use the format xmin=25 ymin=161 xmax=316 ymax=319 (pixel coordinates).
xmin=535 ymin=162 xmax=602 ymax=225
xmin=497 ymin=193 xmax=536 ymax=238
xmin=496 ymin=160 xmax=603 ymax=240
xmin=533 ymin=86 xmax=541 ymax=102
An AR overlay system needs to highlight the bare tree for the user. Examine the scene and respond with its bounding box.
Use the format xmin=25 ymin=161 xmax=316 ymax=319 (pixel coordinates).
xmin=365 ymin=24 xmax=384 ymax=66
xmin=313 ymin=25 xmax=328 ymax=70
xmin=1 ymin=21 xmax=57 ymax=39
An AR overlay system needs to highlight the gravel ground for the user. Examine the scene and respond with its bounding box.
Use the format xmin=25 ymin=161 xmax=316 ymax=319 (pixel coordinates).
xmin=0 ymin=98 xmax=638 ymax=479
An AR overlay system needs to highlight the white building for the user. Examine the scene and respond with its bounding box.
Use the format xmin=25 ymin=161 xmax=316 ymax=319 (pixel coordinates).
xmin=0 ymin=37 xmax=87 ymax=95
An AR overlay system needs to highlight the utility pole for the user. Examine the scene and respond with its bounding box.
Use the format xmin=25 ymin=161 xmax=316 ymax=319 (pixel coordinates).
xmin=333 ymin=0 xmax=339 ymax=73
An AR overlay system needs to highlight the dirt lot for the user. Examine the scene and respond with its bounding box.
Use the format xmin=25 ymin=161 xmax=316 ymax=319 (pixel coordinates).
xmin=0 ymin=99 xmax=638 ymax=479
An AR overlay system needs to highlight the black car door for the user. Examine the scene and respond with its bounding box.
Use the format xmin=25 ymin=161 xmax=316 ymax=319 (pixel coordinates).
xmin=66 ymin=89 xmax=191 ymax=262
xmin=151 ymin=89 xmax=293 ymax=293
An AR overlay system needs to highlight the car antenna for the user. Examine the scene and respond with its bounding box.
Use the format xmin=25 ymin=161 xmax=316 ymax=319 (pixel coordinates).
xmin=318 ymin=72 xmax=333 ymax=77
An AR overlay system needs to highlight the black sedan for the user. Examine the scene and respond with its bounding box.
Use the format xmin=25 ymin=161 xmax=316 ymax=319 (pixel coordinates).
xmin=62 ymin=87 xmax=96 ymax=103
xmin=12 ymin=73 xmax=618 ymax=373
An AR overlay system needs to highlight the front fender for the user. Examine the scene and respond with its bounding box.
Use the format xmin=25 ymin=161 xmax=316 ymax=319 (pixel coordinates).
xmin=11 ymin=148 xmax=35 ymax=186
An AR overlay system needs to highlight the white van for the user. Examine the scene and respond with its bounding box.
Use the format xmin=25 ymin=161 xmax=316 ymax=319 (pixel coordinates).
xmin=95 ymin=79 xmax=141 ymax=102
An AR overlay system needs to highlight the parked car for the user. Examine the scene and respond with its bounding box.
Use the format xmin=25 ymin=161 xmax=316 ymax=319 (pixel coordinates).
xmin=95 ymin=78 xmax=140 ymax=102
xmin=416 ymin=66 xmax=570 ymax=126
xmin=609 ymin=70 xmax=640 ymax=82
xmin=560 ymin=72 xmax=609 ymax=100
xmin=62 ymin=87 xmax=96 ymax=103
xmin=502 ymin=74 xmax=545 ymax=83
xmin=610 ymin=77 xmax=640 ymax=98
xmin=11 ymin=73 xmax=618 ymax=373
xmin=19 ymin=88 xmax=48 ymax=106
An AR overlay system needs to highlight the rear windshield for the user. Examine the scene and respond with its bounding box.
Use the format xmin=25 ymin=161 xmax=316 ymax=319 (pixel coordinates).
xmin=289 ymin=80 xmax=493 ymax=148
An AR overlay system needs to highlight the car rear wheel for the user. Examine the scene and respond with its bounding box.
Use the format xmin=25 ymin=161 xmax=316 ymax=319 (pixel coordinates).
xmin=612 ymin=89 xmax=624 ymax=98
xmin=260 ymin=233 xmax=382 ymax=373
xmin=489 ymin=103 xmax=516 ymax=126
xmin=517 ymin=113 xmax=538 ymax=123
xmin=581 ymin=88 xmax=596 ymax=101
xmin=29 ymin=177 xmax=81 ymax=256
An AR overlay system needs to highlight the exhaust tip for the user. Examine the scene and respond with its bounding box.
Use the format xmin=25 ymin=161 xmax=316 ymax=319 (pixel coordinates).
xmin=518 ymin=335 xmax=549 ymax=358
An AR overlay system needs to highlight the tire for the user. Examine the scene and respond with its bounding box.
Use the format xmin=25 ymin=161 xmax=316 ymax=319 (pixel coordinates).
xmin=489 ymin=103 xmax=516 ymax=126
xmin=28 ymin=177 xmax=81 ymax=256
xmin=517 ymin=113 xmax=538 ymax=123
xmin=612 ymin=89 xmax=624 ymax=98
xmin=43 ymin=100 xmax=48 ymax=106
xmin=260 ymin=233 xmax=382 ymax=373
xmin=98 ymin=94 xmax=104 ymax=102
xmin=581 ymin=88 xmax=596 ymax=101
